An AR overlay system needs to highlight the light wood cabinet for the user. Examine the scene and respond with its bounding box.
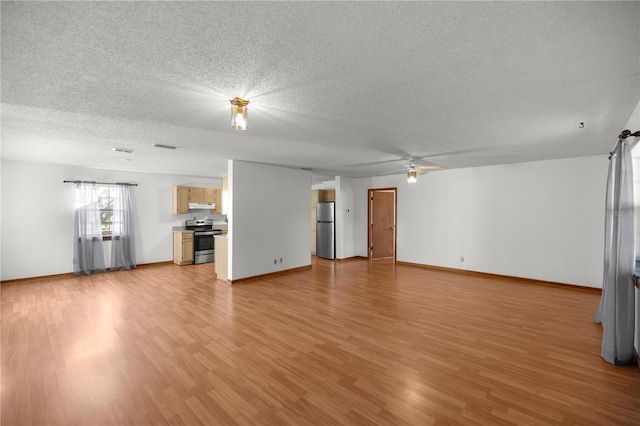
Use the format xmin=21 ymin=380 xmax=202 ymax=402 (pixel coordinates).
xmin=204 ymin=188 xmax=223 ymax=214
xmin=173 ymin=186 xmax=190 ymax=214
xmin=173 ymin=231 xmax=194 ymax=265
xmin=173 ymin=186 xmax=222 ymax=214
xmin=214 ymin=236 xmax=228 ymax=282
xmin=318 ymin=189 xmax=335 ymax=202
xmin=203 ymin=188 xmax=216 ymax=203
xmin=221 ymin=177 xmax=228 ymax=215
xmin=311 ymin=190 xmax=318 ymax=254
xmin=189 ymin=187 xmax=204 ymax=203
xmin=216 ymin=189 xmax=222 ymax=214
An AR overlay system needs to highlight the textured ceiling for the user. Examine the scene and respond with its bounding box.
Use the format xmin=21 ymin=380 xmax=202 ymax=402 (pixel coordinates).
xmin=1 ymin=1 xmax=639 ymax=182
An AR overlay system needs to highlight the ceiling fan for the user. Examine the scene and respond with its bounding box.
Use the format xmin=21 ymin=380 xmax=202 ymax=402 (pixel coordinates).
xmin=346 ymin=145 xmax=498 ymax=167
xmin=376 ymin=158 xmax=448 ymax=183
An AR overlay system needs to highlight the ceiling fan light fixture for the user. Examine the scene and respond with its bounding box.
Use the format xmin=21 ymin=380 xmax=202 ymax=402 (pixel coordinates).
xmin=230 ymin=97 xmax=249 ymax=130
xmin=407 ymin=167 xmax=417 ymax=183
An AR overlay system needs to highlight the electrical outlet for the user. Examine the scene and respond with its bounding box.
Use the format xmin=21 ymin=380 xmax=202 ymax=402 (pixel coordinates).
xmin=460 ymin=256 xmax=465 ymax=262
xmin=279 ymin=258 xmax=283 ymax=263
xmin=274 ymin=259 xmax=277 ymax=264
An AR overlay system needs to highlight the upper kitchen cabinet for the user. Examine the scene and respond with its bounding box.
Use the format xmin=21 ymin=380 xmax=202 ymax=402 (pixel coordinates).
xmin=189 ymin=187 xmax=204 ymax=203
xmin=173 ymin=185 xmax=222 ymax=214
xmin=318 ymin=189 xmax=335 ymax=202
xmin=203 ymin=188 xmax=216 ymax=204
xmin=221 ymin=177 xmax=228 ymax=215
xmin=204 ymin=187 xmax=222 ymax=213
xmin=173 ymin=186 xmax=190 ymax=214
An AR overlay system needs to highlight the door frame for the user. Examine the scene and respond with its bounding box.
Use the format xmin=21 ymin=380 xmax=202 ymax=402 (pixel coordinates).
xmin=367 ymin=187 xmax=397 ymax=260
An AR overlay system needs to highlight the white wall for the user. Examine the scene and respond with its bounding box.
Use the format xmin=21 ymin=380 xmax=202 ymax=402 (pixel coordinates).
xmin=352 ymin=155 xmax=608 ymax=287
xmin=228 ymin=160 xmax=311 ymax=280
xmin=626 ymin=99 xmax=640 ymax=137
xmin=335 ymin=176 xmax=357 ymax=259
xmin=1 ymin=160 xmax=220 ymax=280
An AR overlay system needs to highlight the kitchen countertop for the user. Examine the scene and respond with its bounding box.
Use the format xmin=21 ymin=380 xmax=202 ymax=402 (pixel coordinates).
xmin=172 ymin=224 xmax=227 ymax=232
xmin=172 ymin=227 xmax=194 ymax=233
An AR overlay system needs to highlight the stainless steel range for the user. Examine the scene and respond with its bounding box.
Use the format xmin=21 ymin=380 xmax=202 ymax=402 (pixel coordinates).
xmin=185 ymin=219 xmax=222 ymax=264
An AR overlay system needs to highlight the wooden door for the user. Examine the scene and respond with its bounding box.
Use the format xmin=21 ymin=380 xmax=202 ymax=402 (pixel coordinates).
xmin=369 ymin=189 xmax=396 ymax=259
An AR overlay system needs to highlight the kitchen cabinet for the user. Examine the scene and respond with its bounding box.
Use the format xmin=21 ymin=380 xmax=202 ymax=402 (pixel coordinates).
xmin=173 ymin=186 xmax=222 ymax=214
xmin=214 ymin=235 xmax=228 ymax=282
xmin=221 ymin=177 xmax=228 ymax=215
xmin=203 ymin=187 xmax=216 ymax=203
xmin=173 ymin=231 xmax=194 ymax=265
xmin=318 ymin=189 xmax=335 ymax=202
xmin=189 ymin=187 xmax=204 ymax=203
xmin=204 ymin=188 xmax=222 ymax=213
xmin=173 ymin=186 xmax=190 ymax=214
xmin=311 ymin=190 xmax=318 ymax=254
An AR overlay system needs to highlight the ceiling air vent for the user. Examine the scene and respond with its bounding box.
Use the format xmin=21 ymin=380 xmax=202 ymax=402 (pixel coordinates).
xmin=112 ymin=147 xmax=135 ymax=153
xmin=154 ymin=143 xmax=177 ymax=150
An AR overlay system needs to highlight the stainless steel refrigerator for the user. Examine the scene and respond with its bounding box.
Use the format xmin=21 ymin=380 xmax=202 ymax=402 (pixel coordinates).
xmin=316 ymin=202 xmax=335 ymax=260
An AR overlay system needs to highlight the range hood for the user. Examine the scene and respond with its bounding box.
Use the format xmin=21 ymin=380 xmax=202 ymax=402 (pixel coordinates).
xmin=188 ymin=202 xmax=216 ymax=210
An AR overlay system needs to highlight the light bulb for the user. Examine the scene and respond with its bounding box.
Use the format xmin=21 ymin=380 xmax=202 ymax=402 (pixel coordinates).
xmin=230 ymin=97 xmax=249 ymax=130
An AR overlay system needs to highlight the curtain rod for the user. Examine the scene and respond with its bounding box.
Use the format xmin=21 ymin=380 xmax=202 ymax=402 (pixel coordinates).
xmin=609 ymin=129 xmax=640 ymax=157
xmin=619 ymin=129 xmax=640 ymax=139
xmin=619 ymin=129 xmax=640 ymax=151
xmin=63 ymin=180 xmax=138 ymax=186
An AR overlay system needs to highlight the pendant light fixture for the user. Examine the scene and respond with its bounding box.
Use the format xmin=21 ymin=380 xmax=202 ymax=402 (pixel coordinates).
xmin=407 ymin=166 xmax=417 ymax=183
xmin=230 ymin=97 xmax=249 ymax=130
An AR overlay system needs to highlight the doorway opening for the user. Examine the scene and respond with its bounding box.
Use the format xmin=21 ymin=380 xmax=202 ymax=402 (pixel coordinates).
xmin=368 ymin=188 xmax=397 ymax=260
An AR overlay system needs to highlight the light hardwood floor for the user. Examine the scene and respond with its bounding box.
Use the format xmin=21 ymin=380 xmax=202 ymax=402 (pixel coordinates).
xmin=2 ymin=258 xmax=639 ymax=425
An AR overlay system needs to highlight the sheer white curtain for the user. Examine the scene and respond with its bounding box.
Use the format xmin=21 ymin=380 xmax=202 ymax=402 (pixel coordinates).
xmin=73 ymin=182 xmax=106 ymax=275
xmin=594 ymin=137 xmax=636 ymax=365
xmin=110 ymin=184 xmax=136 ymax=271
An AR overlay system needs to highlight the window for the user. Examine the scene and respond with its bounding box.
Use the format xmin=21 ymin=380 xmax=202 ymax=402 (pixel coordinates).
xmin=632 ymin=142 xmax=640 ymax=260
xmin=97 ymin=185 xmax=117 ymax=238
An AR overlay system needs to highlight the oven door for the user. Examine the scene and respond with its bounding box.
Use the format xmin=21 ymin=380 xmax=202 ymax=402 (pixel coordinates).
xmin=193 ymin=231 xmax=215 ymax=264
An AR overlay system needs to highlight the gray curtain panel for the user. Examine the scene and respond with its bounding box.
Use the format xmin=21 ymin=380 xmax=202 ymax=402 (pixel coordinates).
xmin=73 ymin=182 xmax=106 ymax=275
xmin=594 ymin=138 xmax=636 ymax=365
xmin=110 ymin=184 xmax=137 ymax=271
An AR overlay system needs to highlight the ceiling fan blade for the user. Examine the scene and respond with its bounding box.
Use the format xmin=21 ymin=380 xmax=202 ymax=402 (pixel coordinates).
xmin=338 ymin=157 xmax=406 ymax=168
xmin=376 ymin=147 xmax=415 ymax=160
xmin=375 ymin=165 xmax=445 ymax=177
xmin=415 ymin=164 xmax=448 ymax=171
xmin=419 ymin=146 xmax=503 ymax=158
xmin=376 ymin=168 xmax=408 ymax=176
xmin=339 ymin=151 xmax=451 ymax=173
xmin=340 ymin=150 xmax=433 ymax=169
xmin=401 ymin=157 xmax=445 ymax=166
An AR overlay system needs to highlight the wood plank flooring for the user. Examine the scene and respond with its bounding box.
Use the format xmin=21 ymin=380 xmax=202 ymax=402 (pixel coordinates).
xmin=2 ymin=258 xmax=639 ymax=425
